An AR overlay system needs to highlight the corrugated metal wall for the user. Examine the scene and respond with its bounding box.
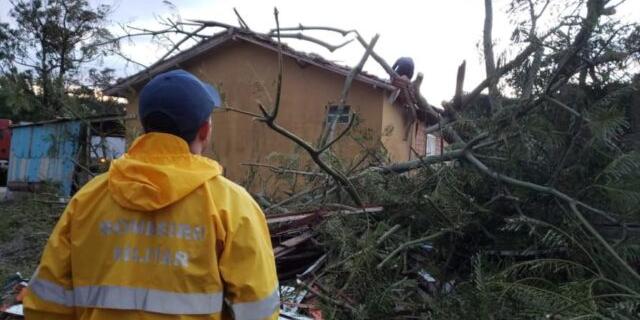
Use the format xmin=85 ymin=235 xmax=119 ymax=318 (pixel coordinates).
xmin=8 ymin=121 xmax=82 ymax=196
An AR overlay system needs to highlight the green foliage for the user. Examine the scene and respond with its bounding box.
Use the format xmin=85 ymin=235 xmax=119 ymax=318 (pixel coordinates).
xmin=594 ymin=152 xmax=640 ymax=216
xmin=0 ymin=71 xmax=42 ymax=121
xmin=588 ymin=106 xmax=629 ymax=152
xmin=0 ymin=0 xmax=121 ymax=121
xmin=293 ymin=1 xmax=640 ymax=318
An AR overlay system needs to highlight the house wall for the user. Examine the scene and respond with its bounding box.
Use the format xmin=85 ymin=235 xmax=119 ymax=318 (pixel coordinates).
xmin=380 ymin=95 xmax=413 ymax=163
xmin=124 ymin=40 xmax=387 ymax=184
xmin=413 ymin=122 xmax=446 ymax=157
xmin=379 ymin=97 xmax=447 ymax=163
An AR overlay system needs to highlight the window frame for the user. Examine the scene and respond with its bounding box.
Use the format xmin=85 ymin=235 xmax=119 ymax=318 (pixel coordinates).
xmin=326 ymin=105 xmax=352 ymax=124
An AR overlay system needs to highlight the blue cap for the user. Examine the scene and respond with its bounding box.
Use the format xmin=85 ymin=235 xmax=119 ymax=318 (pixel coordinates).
xmin=139 ymin=69 xmax=221 ymax=141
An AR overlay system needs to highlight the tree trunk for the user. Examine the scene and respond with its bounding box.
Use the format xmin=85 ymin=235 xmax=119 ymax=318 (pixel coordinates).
xmin=483 ymin=0 xmax=498 ymax=100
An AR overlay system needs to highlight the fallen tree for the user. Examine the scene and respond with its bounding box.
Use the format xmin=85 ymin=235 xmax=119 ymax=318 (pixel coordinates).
xmin=105 ymin=1 xmax=640 ymax=318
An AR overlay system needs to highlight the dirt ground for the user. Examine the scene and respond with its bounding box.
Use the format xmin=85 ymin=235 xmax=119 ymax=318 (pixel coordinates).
xmin=0 ymin=195 xmax=63 ymax=281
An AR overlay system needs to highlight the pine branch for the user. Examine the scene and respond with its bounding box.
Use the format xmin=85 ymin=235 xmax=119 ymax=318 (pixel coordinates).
xmin=376 ymin=229 xmax=451 ymax=269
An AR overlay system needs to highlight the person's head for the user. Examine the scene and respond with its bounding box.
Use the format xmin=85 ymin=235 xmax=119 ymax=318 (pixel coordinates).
xmin=138 ymin=69 xmax=221 ymax=154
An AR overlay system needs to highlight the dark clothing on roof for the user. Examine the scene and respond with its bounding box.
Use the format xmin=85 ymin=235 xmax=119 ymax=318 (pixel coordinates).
xmin=392 ymin=57 xmax=415 ymax=80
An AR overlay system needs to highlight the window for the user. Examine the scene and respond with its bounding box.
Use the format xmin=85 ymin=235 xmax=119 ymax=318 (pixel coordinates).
xmin=326 ymin=105 xmax=351 ymax=124
xmin=426 ymin=134 xmax=440 ymax=156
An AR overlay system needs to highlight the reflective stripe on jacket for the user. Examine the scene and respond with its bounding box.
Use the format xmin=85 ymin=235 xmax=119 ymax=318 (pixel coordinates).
xmin=24 ymin=133 xmax=279 ymax=320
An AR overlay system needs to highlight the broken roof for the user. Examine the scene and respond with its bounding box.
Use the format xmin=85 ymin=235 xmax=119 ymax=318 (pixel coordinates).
xmin=104 ymin=29 xmax=396 ymax=97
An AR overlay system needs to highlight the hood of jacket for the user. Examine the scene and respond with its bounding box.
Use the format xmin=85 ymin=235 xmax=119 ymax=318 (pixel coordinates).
xmin=108 ymin=133 xmax=222 ymax=211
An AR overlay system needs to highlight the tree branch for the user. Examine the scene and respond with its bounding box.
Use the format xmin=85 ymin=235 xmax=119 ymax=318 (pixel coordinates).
xmin=273 ymin=33 xmax=353 ymax=52
xmin=463 ymin=150 xmax=631 ymax=253
xmin=544 ymin=95 xmax=591 ymax=121
xmin=317 ymin=113 xmax=357 ymax=154
xmin=242 ymin=162 xmax=326 ymax=177
xmin=269 ymin=25 xmax=355 ymax=36
xmin=483 ymin=0 xmax=499 ymax=101
xmin=235 ymin=8 xmax=365 ymax=206
xmin=220 ymin=106 xmax=263 ymax=118
xmin=544 ymin=0 xmax=607 ymax=93
xmin=185 ymin=19 xmax=236 ymax=29
xmin=462 ymin=42 xmax=540 ymax=109
xmin=319 ymin=34 xmax=379 ymax=148
xmin=148 ymin=25 xmax=206 ymax=68
xmin=568 ymin=202 xmax=640 ymax=282
xmin=233 ymin=8 xmax=250 ymax=30
xmin=377 ymin=229 xmax=450 ymax=269
xmin=453 ymin=60 xmax=466 ymax=110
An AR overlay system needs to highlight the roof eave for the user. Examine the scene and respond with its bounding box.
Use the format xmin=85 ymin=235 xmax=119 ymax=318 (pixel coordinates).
xmin=234 ymin=34 xmax=395 ymax=91
xmin=103 ymin=31 xmax=396 ymax=97
xmin=103 ymin=32 xmax=236 ymax=97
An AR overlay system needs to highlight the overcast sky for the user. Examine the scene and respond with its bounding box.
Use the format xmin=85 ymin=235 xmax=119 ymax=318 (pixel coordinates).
xmin=1 ymin=0 xmax=639 ymax=104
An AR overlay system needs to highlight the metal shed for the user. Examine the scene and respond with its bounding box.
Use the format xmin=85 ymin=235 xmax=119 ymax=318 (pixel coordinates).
xmin=7 ymin=115 xmax=126 ymax=196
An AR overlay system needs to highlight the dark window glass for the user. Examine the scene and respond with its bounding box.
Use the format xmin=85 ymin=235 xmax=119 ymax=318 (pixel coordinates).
xmin=326 ymin=105 xmax=351 ymax=124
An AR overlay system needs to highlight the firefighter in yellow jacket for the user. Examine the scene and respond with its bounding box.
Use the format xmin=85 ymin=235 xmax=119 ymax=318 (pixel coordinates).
xmin=24 ymin=70 xmax=279 ymax=320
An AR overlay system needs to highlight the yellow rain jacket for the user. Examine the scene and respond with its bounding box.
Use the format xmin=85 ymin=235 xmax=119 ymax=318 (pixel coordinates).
xmin=24 ymin=133 xmax=279 ymax=320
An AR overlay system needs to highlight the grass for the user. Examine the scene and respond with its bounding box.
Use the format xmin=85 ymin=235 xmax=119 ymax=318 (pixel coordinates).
xmin=0 ymin=194 xmax=64 ymax=281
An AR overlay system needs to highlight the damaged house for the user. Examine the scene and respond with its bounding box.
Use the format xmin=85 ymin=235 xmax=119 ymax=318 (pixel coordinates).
xmin=105 ymin=29 xmax=444 ymax=184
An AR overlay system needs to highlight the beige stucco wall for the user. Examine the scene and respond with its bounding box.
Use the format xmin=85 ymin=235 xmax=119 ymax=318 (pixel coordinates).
xmin=124 ymin=41 xmax=388 ymax=184
xmin=380 ymin=94 xmax=416 ymax=163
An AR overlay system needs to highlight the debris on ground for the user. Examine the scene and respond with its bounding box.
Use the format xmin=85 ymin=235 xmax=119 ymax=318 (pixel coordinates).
xmin=0 ymin=273 xmax=27 ymax=319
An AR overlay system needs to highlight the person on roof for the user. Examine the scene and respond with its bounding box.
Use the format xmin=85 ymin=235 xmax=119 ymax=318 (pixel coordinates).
xmin=392 ymin=57 xmax=415 ymax=80
xmin=24 ymin=70 xmax=279 ymax=320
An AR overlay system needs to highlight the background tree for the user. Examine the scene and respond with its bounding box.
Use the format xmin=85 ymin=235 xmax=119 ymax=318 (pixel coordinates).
xmin=0 ymin=0 xmax=120 ymax=121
